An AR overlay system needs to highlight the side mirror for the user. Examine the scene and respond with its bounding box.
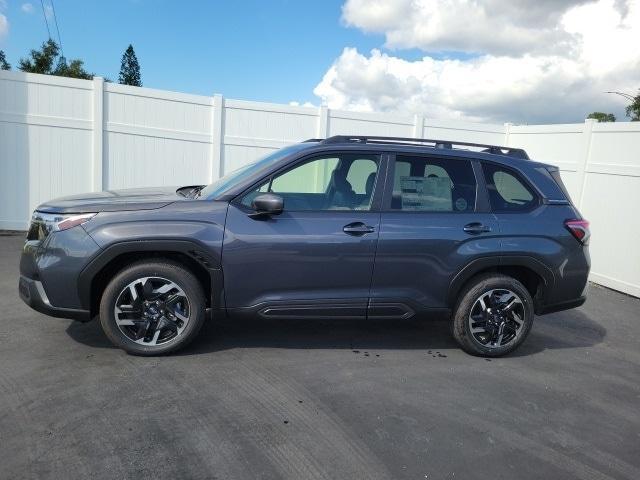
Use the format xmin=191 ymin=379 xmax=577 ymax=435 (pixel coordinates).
xmin=249 ymin=193 xmax=284 ymax=219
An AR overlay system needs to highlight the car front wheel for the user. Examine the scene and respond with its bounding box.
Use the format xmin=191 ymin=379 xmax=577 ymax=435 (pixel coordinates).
xmin=452 ymin=274 xmax=534 ymax=357
xmin=99 ymin=260 xmax=206 ymax=355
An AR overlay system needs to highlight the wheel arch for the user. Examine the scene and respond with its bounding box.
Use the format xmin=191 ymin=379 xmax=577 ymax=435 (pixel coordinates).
xmin=78 ymin=240 xmax=223 ymax=318
xmin=447 ymin=256 xmax=555 ymax=314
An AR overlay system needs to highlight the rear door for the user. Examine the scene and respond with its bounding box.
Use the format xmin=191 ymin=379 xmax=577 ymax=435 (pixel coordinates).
xmin=369 ymin=153 xmax=500 ymax=318
xmin=222 ymin=151 xmax=384 ymax=319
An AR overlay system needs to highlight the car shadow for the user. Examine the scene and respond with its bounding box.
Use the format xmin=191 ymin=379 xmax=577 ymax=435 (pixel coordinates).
xmin=65 ymin=307 xmax=606 ymax=357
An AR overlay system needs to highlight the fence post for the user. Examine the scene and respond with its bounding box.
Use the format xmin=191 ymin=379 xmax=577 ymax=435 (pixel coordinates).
xmin=576 ymin=118 xmax=596 ymax=209
xmin=317 ymin=104 xmax=329 ymax=139
xmin=413 ymin=114 xmax=424 ymax=138
xmin=503 ymin=122 xmax=513 ymax=146
xmin=211 ymin=93 xmax=224 ymax=181
xmin=92 ymin=76 xmax=104 ymax=191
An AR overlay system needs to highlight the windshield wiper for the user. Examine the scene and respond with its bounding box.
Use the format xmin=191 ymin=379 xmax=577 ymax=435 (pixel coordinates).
xmin=190 ymin=186 xmax=205 ymax=199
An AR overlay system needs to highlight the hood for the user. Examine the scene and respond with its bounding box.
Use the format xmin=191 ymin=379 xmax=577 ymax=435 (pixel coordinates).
xmin=36 ymin=186 xmax=188 ymax=214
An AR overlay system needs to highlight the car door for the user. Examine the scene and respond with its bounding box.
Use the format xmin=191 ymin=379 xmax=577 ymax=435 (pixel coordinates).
xmin=369 ymin=153 xmax=500 ymax=318
xmin=222 ymin=151 xmax=384 ymax=319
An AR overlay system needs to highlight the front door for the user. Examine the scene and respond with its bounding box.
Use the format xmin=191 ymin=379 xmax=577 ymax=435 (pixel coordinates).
xmin=222 ymin=152 xmax=383 ymax=319
xmin=369 ymin=153 xmax=500 ymax=318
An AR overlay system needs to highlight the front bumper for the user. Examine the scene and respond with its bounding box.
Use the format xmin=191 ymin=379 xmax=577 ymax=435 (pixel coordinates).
xmin=19 ymin=221 xmax=102 ymax=319
xmin=19 ymin=275 xmax=91 ymax=322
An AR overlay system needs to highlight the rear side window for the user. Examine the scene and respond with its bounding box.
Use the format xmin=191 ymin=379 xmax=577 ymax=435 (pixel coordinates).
xmin=482 ymin=163 xmax=538 ymax=212
xmin=390 ymin=156 xmax=476 ymax=212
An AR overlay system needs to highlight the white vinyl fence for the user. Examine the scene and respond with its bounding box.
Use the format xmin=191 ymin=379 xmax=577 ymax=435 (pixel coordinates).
xmin=1 ymin=70 xmax=639 ymax=297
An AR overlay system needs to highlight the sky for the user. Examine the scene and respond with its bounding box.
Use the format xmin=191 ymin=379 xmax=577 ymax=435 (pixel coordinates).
xmin=0 ymin=0 xmax=638 ymax=124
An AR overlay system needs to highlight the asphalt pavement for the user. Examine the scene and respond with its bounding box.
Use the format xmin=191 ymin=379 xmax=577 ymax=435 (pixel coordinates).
xmin=1 ymin=232 xmax=638 ymax=480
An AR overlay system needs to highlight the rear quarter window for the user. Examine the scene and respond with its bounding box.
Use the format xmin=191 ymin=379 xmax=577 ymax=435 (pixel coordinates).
xmin=482 ymin=163 xmax=538 ymax=212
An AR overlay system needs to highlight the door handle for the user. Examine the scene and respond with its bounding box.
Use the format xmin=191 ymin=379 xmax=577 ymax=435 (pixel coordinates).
xmin=343 ymin=222 xmax=375 ymax=236
xmin=463 ymin=222 xmax=492 ymax=234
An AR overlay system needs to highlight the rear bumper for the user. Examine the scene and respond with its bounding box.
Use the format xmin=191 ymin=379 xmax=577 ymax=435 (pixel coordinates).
xmin=537 ymin=295 xmax=586 ymax=315
xmin=19 ymin=275 xmax=90 ymax=321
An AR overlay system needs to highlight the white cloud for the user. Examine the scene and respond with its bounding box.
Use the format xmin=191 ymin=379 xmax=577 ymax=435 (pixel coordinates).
xmin=315 ymin=0 xmax=640 ymax=123
xmin=289 ymin=101 xmax=317 ymax=108
xmin=21 ymin=3 xmax=34 ymax=14
xmin=341 ymin=0 xmax=598 ymax=57
xmin=0 ymin=0 xmax=5 ymax=37
xmin=0 ymin=14 xmax=8 ymax=40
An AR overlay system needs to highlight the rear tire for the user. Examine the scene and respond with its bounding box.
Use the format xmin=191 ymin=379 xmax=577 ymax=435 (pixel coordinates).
xmin=452 ymin=274 xmax=534 ymax=357
xmin=99 ymin=260 xmax=206 ymax=356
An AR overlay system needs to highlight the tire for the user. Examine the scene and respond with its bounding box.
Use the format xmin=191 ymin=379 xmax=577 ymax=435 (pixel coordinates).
xmin=99 ymin=260 xmax=206 ymax=356
xmin=452 ymin=273 xmax=534 ymax=357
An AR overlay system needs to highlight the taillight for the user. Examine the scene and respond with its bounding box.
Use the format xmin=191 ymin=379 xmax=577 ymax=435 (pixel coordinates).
xmin=565 ymin=219 xmax=590 ymax=245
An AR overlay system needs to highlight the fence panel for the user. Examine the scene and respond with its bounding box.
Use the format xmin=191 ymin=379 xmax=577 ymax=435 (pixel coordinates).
xmin=0 ymin=71 xmax=93 ymax=230
xmin=579 ymin=122 xmax=640 ymax=297
xmin=222 ymin=100 xmax=318 ymax=174
xmin=424 ymin=119 xmax=505 ymax=146
xmin=104 ymin=83 xmax=212 ymax=190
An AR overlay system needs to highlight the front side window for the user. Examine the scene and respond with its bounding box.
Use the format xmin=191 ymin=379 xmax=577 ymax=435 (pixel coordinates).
xmin=390 ymin=156 xmax=477 ymax=212
xmin=199 ymin=143 xmax=316 ymax=199
xmin=482 ymin=163 xmax=537 ymax=212
xmin=241 ymin=153 xmax=381 ymax=211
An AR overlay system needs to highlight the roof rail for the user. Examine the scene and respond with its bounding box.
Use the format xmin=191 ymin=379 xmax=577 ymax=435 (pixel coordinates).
xmin=320 ymin=135 xmax=529 ymax=160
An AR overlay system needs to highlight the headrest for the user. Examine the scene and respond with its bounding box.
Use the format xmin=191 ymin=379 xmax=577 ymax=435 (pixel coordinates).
xmin=365 ymin=172 xmax=376 ymax=195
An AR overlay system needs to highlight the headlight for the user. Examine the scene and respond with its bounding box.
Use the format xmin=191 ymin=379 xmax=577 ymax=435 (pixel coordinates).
xmin=27 ymin=212 xmax=96 ymax=241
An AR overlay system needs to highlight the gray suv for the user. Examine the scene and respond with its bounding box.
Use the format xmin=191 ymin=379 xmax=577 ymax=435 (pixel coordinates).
xmin=19 ymin=136 xmax=590 ymax=356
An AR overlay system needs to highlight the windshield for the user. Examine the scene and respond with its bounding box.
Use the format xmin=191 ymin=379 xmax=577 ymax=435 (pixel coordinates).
xmin=198 ymin=143 xmax=316 ymax=199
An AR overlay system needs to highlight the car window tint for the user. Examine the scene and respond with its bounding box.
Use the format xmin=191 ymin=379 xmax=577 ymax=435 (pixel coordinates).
xmin=482 ymin=163 xmax=537 ymax=212
xmin=391 ymin=156 xmax=476 ymax=212
xmin=271 ymin=157 xmax=339 ymax=193
xmin=241 ymin=154 xmax=381 ymax=211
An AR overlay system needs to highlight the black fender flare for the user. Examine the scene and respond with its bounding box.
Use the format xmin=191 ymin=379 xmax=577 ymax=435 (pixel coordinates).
xmin=77 ymin=240 xmax=223 ymax=311
xmin=446 ymin=255 xmax=555 ymax=307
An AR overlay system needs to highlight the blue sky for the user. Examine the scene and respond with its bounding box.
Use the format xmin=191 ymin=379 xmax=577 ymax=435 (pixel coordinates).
xmin=0 ymin=0 xmax=390 ymax=104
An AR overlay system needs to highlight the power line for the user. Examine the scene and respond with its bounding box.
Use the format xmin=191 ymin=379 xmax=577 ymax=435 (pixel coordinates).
xmin=40 ymin=0 xmax=51 ymax=40
xmin=49 ymin=0 xmax=64 ymax=60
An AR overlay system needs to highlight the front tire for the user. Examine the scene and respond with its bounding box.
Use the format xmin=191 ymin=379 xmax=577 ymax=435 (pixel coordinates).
xmin=452 ymin=274 xmax=534 ymax=357
xmin=99 ymin=260 xmax=206 ymax=355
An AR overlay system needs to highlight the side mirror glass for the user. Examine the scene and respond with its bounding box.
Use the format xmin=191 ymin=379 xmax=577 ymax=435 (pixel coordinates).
xmin=249 ymin=193 xmax=284 ymax=218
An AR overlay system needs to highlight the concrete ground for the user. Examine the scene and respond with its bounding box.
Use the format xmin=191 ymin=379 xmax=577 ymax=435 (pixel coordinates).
xmin=1 ymin=232 xmax=639 ymax=480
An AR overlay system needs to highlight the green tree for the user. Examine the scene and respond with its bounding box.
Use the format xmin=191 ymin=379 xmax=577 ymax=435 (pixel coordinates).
xmin=18 ymin=39 xmax=59 ymax=74
xmin=118 ymin=44 xmax=142 ymax=86
xmin=0 ymin=50 xmax=10 ymax=70
xmin=587 ymin=112 xmax=616 ymax=122
xmin=18 ymin=39 xmax=93 ymax=79
xmin=54 ymin=58 xmax=93 ymax=80
xmin=626 ymin=90 xmax=640 ymax=121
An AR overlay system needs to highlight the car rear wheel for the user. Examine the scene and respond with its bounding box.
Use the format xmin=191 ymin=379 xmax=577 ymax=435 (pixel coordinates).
xmin=99 ymin=260 xmax=206 ymax=355
xmin=452 ymin=274 xmax=534 ymax=356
